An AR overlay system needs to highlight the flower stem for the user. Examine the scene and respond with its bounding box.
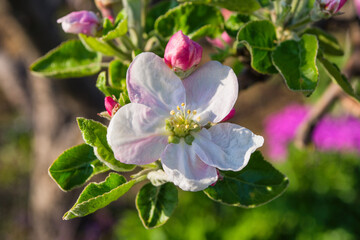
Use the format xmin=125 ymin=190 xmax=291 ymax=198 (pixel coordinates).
xmin=286 ymin=16 xmax=312 ymax=30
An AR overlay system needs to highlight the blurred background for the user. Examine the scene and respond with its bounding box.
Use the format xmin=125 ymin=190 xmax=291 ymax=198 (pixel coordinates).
xmin=0 ymin=0 xmax=359 ymax=239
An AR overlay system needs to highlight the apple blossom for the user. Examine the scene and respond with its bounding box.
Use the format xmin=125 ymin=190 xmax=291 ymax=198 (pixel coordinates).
xmin=164 ymin=31 xmax=203 ymax=79
xmin=57 ymin=11 xmax=100 ymax=36
xmin=317 ymin=0 xmax=347 ymax=14
xmin=107 ymin=52 xmax=264 ymax=191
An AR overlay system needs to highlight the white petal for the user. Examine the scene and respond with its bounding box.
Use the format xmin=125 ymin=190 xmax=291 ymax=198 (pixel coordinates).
xmin=107 ymin=103 xmax=168 ymax=165
xmin=161 ymin=140 xmax=218 ymax=191
xmin=200 ymin=123 xmax=264 ymax=171
xmin=182 ymin=61 xmax=238 ymax=124
xmin=127 ymin=52 xmax=186 ymax=112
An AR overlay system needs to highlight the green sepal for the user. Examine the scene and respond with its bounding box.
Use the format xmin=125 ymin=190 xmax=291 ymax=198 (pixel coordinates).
xmin=155 ymin=3 xmax=224 ymax=40
xmin=204 ymin=151 xmax=289 ymax=208
xmin=136 ymin=182 xmax=178 ymax=229
xmin=237 ymin=20 xmax=278 ymax=74
xmin=272 ymin=34 xmax=319 ymax=93
xmin=77 ymin=117 xmax=135 ymax=172
xmin=63 ymin=173 xmax=136 ymax=220
xmin=49 ymin=144 xmax=109 ymax=191
xmin=30 ymin=40 xmax=102 ymax=78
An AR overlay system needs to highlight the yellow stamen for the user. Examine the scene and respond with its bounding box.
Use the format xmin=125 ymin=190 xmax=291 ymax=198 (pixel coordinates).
xmin=185 ymin=125 xmax=189 ymax=129
xmin=193 ymin=110 xmax=197 ymax=115
xmin=187 ymin=110 xmax=191 ymax=114
xmin=177 ymin=106 xmax=180 ymax=110
xmin=193 ymin=124 xmax=198 ymax=128
xmin=181 ymin=103 xmax=185 ymax=107
xmin=196 ymin=116 xmax=201 ymax=122
xmin=170 ymin=110 xmax=175 ymax=115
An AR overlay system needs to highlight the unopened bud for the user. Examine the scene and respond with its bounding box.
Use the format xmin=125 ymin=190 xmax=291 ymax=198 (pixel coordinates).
xmin=104 ymin=96 xmax=120 ymax=116
xmin=316 ymin=0 xmax=347 ymax=15
xmin=164 ymin=31 xmax=202 ymax=79
xmin=57 ymin=11 xmax=100 ymax=36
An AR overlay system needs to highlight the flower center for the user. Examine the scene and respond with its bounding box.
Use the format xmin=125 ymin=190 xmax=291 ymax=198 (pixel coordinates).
xmin=165 ymin=102 xmax=201 ymax=145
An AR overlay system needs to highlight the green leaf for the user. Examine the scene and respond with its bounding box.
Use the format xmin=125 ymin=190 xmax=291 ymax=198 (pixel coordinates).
xmin=79 ymin=34 xmax=125 ymax=57
xmin=155 ymin=3 xmax=224 ymax=40
xmin=136 ymin=183 xmax=178 ymax=229
xmin=63 ymin=173 xmax=136 ymax=219
xmin=146 ymin=0 xmax=178 ymax=33
xmin=96 ymin=71 xmax=122 ymax=97
xmin=237 ymin=20 xmax=278 ymax=74
xmin=178 ymin=0 xmax=261 ymax=14
xmin=225 ymin=13 xmax=250 ymax=37
xmin=318 ymin=56 xmax=360 ymax=101
xmin=272 ymin=34 xmax=319 ymax=93
xmin=77 ymin=118 xmax=135 ymax=172
xmin=102 ymin=11 xmax=128 ymax=41
xmin=30 ymin=40 xmax=101 ymax=78
xmin=302 ymin=28 xmax=343 ymax=56
xmin=109 ymin=59 xmax=128 ymax=90
xmin=203 ymin=151 xmax=289 ymax=208
xmin=49 ymin=144 xmax=109 ymax=191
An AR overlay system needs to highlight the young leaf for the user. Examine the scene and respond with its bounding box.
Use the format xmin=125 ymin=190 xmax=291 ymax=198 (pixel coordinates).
xmin=30 ymin=40 xmax=101 ymax=78
xmin=136 ymin=183 xmax=178 ymax=229
xmin=49 ymin=144 xmax=109 ymax=191
xmin=225 ymin=13 xmax=251 ymax=37
xmin=79 ymin=34 xmax=125 ymax=57
xmin=63 ymin=173 xmax=135 ymax=220
xmin=178 ymin=0 xmax=261 ymax=14
xmin=155 ymin=3 xmax=224 ymax=40
xmin=302 ymin=28 xmax=343 ymax=56
xmin=272 ymin=34 xmax=319 ymax=93
xmin=102 ymin=11 xmax=128 ymax=41
xmin=146 ymin=0 xmax=179 ymax=33
xmin=77 ymin=118 xmax=135 ymax=172
xmin=318 ymin=56 xmax=360 ymax=101
xmin=109 ymin=59 xmax=128 ymax=90
xmin=237 ymin=20 xmax=278 ymax=74
xmin=96 ymin=71 xmax=121 ymax=97
xmin=204 ymin=151 xmax=289 ymax=208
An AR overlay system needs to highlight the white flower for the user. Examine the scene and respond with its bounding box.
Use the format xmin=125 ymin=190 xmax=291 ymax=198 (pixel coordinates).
xmin=107 ymin=52 xmax=264 ymax=191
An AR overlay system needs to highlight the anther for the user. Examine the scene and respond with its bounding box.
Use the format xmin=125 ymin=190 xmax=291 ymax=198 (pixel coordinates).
xmin=187 ymin=110 xmax=191 ymax=114
xmin=181 ymin=103 xmax=185 ymax=107
xmin=177 ymin=106 xmax=180 ymax=110
xmin=170 ymin=110 xmax=175 ymax=115
xmin=193 ymin=110 xmax=197 ymax=115
xmin=185 ymin=125 xmax=189 ymax=129
xmin=196 ymin=116 xmax=201 ymax=122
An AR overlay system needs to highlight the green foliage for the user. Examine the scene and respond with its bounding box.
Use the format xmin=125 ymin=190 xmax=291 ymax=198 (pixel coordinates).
xmin=146 ymin=0 xmax=178 ymax=33
xmin=272 ymin=34 xmax=319 ymax=93
xmin=155 ymin=3 xmax=224 ymax=40
xmin=178 ymin=0 xmax=261 ymax=14
xmin=49 ymin=144 xmax=109 ymax=191
xmin=237 ymin=20 xmax=278 ymax=74
xmin=318 ymin=56 xmax=360 ymax=101
xmin=64 ymin=173 xmax=136 ymax=220
xmin=204 ymin=151 xmax=289 ymax=207
xmin=30 ymin=40 xmax=101 ymax=78
xmin=79 ymin=34 xmax=125 ymax=57
xmin=136 ymin=183 xmax=178 ymax=229
xmin=102 ymin=11 xmax=128 ymax=41
xmin=302 ymin=28 xmax=343 ymax=56
xmin=224 ymin=13 xmax=250 ymax=37
xmin=77 ymin=118 xmax=135 ymax=172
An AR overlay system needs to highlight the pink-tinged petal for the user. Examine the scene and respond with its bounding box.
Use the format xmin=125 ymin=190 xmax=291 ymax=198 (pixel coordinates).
xmin=57 ymin=11 xmax=99 ymax=36
xmin=161 ymin=141 xmax=218 ymax=191
xmin=337 ymin=0 xmax=347 ymax=11
xmin=201 ymin=123 xmax=264 ymax=171
xmin=183 ymin=61 xmax=238 ymax=124
xmin=127 ymin=52 xmax=186 ymax=111
xmin=107 ymin=103 xmax=168 ymax=165
xmin=221 ymin=108 xmax=236 ymax=122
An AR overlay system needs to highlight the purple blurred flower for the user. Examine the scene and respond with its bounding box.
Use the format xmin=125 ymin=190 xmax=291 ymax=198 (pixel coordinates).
xmin=264 ymin=104 xmax=360 ymax=160
xmin=57 ymin=11 xmax=100 ymax=36
xmin=355 ymin=0 xmax=360 ymax=16
xmin=317 ymin=0 xmax=347 ymax=14
xmin=206 ymin=32 xmax=233 ymax=49
xmin=264 ymin=104 xmax=308 ymax=160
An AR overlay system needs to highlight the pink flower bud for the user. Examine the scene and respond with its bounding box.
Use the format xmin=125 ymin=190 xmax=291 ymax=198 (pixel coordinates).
xmin=164 ymin=31 xmax=202 ymax=77
xmin=317 ymin=0 xmax=347 ymax=14
xmin=355 ymin=0 xmax=360 ymax=16
xmin=221 ymin=108 xmax=236 ymax=122
xmin=206 ymin=32 xmax=233 ymax=49
xmin=57 ymin=11 xmax=100 ymax=36
xmin=104 ymin=96 xmax=119 ymax=116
